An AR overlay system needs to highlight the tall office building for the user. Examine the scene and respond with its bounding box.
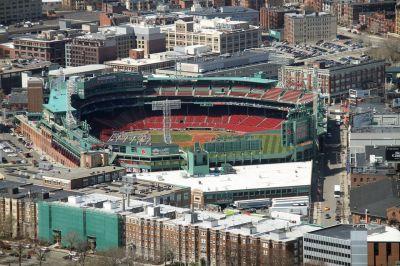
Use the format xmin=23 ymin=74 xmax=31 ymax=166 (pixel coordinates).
xmin=163 ymin=18 xmax=261 ymax=54
xmin=284 ymin=12 xmax=337 ymax=44
xmin=303 ymin=224 xmax=368 ymax=266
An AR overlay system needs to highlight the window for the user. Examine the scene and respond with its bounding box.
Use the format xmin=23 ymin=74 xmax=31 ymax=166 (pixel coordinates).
xmin=374 ymin=243 xmax=379 ymax=255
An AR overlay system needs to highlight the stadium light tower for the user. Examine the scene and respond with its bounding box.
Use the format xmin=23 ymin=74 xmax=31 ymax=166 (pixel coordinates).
xmin=152 ymin=100 xmax=181 ymax=144
xmin=65 ymin=76 xmax=79 ymax=129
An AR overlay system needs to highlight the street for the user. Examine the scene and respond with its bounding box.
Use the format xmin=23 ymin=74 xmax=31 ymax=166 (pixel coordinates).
xmin=313 ymin=119 xmax=350 ymax=226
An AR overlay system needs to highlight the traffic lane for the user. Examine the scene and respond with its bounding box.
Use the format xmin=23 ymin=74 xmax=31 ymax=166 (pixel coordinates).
xmin=321 ymin=169 xmax=341 ymax=226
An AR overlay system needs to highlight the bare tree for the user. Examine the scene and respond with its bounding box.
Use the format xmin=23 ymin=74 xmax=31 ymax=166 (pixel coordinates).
xmin=265 ymin=248 xmax=295 ymax=266
xmin=88 ymin=247 xmax=127 ymax=266
xmin=63 ymin=231 xmax=81 ymax=251
xmin=366 ymin=39 xmax=400 ymax=63
xmin=75 ymin=239 xmax=89 ymax=266
xmin=11 ymin=242 xmax=25 ymax=266
xmin=34 ymin=246 xmax=47 ymax=266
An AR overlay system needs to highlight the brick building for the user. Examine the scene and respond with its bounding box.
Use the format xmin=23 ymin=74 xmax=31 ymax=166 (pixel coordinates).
xmin=280 ymin=59 xmax=386 ymax=103
xmin=65 ymin=36 xmax=117 ymax=67
xmin=27 ymin=77 xmax=44 ymax=113
xmin=0 ymin=43 xmax=15 ymax=59
xmin=351 ymin=173 xmax=387 ymax=188
xmin=259 ymin=7 xmax=298 ymax=30
xmin=99 ymin=13 xmax=131 ymax=27
xmin=351 ymin=178 xmax=400 ymax=225
xmin=125 ymin=204 xmax=320 ymax=265
xmin=367 ymin=225 xmax=400 ymax=266
xmin=304 ymin=0 xmax=324 ymax=12
xmin=338 ymin=1 xmax=397 ymax=27
xmin=14 ymin=31 xmax=68 ymax=66
xmin=0 ymin=180 xmax=78 ymax=240
xmin=359 ymin=12 xmax=396 ymax=34
xmin=239 ymin=0 xmax=264 ymax=10
xmin=0 ymin=0 xmax=42 ymax=25
xmin=283 ymin=12 xmax=337 ymax=44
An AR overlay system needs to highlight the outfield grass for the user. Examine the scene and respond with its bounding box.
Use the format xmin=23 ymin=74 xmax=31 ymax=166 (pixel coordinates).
xmin=253 ymin=134 xmax=291 ymax=154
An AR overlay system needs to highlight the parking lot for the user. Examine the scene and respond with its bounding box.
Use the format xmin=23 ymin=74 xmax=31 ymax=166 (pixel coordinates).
xmin=271 ymin=38 xmax=365 ymax=61
xmin=0 ymin=139 xmax=31 ymax=165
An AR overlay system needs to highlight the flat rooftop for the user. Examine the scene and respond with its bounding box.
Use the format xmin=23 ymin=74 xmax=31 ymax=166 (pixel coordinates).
xmin=41 ymin=166 xmax=125 ymax=181
xmin=77 ymin=179 xmax=188 ymax=200
xmin=133 ymin=161 xmax=312 ymax=192
xmin=48 ymin=64 xmax=111 ymax=77
xmin=127 ymin=202 xmax=320 ymax=240
xmin=63 ymin=193 xmax=153 ymax=214
xmin=106 ymin=57 xmax=173 ymax=66
xmin=0 ymin=59 xmax=52 ymax=74
xmin=0 ymin=180 xmax=80 ymax=201
xmin=308 ymin=224 xmax=367 ymax=240
xmin=368 ymin=226 xmax=400 ymax=242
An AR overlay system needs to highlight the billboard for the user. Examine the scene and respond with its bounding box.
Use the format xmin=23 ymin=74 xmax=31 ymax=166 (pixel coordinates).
xmin=385 ymin=146 xmax=400 ymax=161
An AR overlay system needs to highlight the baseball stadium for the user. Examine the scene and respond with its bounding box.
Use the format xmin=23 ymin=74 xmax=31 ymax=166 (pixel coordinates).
xmin=17 ymin=72 xmax=326 ymax=172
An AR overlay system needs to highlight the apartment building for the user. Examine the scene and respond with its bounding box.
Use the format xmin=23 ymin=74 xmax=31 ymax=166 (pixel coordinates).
xmin=163 ymin=18 xmax=261 ymax=54
xmin=125 ymin=204 xmax=320 ymax=265
xmin=280 ymin=59 xmax=386 ymax=103
xmin=284 ymin=12 xmax=337 ymax=44
xmin=360 ymin=12 xmax=396 ymax=34
xmin=259 ymin=7 xmax=298 ymax=30
xmin=66 ymin=36 xmax=117 ymax=67
xmin=338 ymin=1 xmax=396 ymax=27
xmin=0 ymin=0 xmax=42 ymax=25
xmin=0 ymin=180 xmax=78 ymax=240
xmin=14 ymin=31 xmax=68 ymax=66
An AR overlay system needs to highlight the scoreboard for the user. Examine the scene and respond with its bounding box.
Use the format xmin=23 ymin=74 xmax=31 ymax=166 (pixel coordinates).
xmin=282 ymin=117 xmax=312 ymax=147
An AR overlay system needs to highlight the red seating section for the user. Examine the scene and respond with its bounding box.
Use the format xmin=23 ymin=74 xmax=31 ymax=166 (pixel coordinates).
xmin=98 ymin=106 xmax=284 ymax=140
xmin=280 ymin=90 xmax=303 ymax=103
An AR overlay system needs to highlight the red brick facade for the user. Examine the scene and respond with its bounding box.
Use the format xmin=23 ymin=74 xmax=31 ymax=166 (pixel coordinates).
xmin=368 ymin=242 xmax=400 ymax=266
xmin=126 ymin=215 xmax=301 ymax=265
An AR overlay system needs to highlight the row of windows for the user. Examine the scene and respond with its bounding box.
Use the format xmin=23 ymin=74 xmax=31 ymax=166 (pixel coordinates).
xmin=204 ymin=188 xmax=299 ymax=200
xmin=305 ymin=255 xmax=350 ymax=266
xmin=304 ymin=246 xmax=350 ymax=258
xmin=304 ymin=238 xmax=350 ymax=249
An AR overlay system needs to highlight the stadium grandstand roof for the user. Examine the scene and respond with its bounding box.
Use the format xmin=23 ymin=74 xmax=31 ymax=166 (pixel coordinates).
xmin=147 ymin=75 xmax=278 ymax=85
xmin=43 ymin=83 xmax=75 ymax=113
